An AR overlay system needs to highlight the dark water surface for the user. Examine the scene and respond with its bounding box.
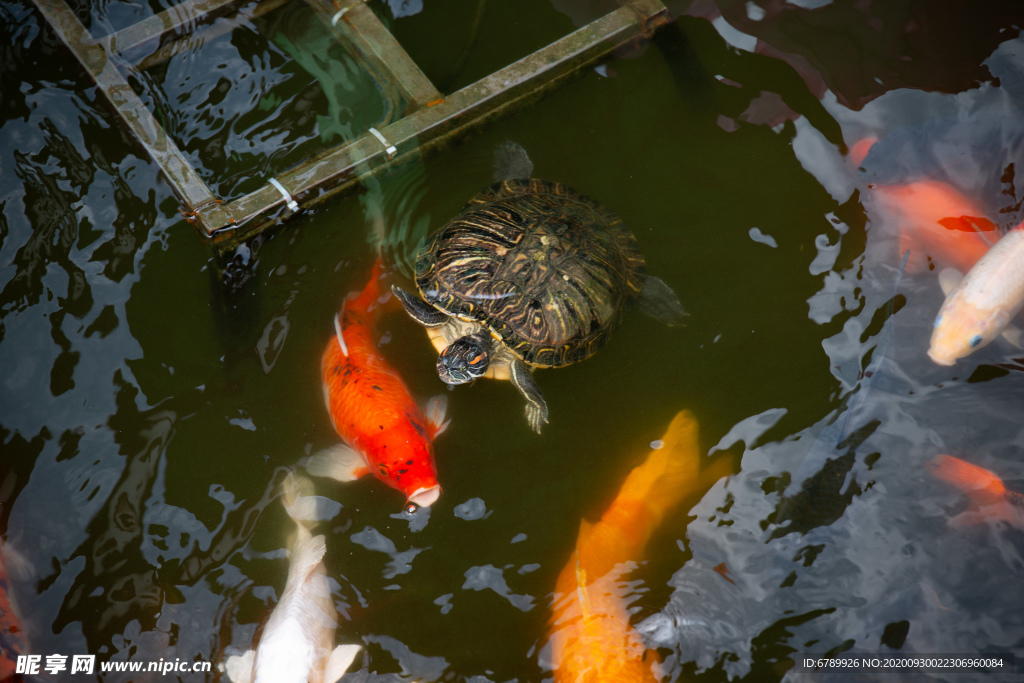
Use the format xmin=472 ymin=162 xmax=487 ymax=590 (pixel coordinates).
xmin=3 ymin=0 xmax=1024 ymax=681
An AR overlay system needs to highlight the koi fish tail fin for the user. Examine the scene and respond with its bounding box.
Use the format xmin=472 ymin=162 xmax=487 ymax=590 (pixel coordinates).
xmin=1 ymin=541 xmax=35 ymax=582
xmin=370 ymin=257 xmax=384 ymax=283
xmin=281 ymin=473 xmax=330 ymax=587
xmin=927 ymin=455 xmax=1006 ymax=505
xmin=848 ymin=137 xmax=877 ymax=168
xmin=281 ymin=471 xmax=343 ymax=534
xmin=347 ymin=258 xmax=388 ymax=314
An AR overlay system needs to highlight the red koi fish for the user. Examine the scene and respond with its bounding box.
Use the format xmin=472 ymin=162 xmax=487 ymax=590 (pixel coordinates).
xmin=870 ymin=179 xmax=997 ymax=274
xmin=308 ymin=260 xmax=450 ymax=508
xmin=927 ymin=455 xmax=1024 ymax=528
xmin=546 ymin=410 xmax=731 ymax=683
xmin=0 ymin=541 xmax=30 ymax=682
xmin=851 ymin=136 xmax=997 ymax=273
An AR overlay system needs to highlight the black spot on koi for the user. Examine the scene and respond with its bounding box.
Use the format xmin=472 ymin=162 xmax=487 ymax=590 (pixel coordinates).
xmin=408 ymin=416 xmax=428 ymax=439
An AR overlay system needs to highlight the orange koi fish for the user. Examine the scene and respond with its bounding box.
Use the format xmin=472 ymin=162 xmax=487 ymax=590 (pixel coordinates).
xmin=869 ymin=179 xmax=996 ymax=275
xmin=308 ymin=260 xmax=450 ymax=508
xmin=927 ymin=455 xmax=1024 ymax=528
xmin=547 ymin=410 xmax=732 ymax=683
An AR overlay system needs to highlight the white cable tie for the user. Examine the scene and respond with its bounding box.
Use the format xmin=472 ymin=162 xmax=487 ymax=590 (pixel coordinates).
xmin=368 ymin=127 xmax=397 ymax=159
xmin=268 ymin=177 xmax=299 ymax=213
xmin=331 ymin=8 xmax=348 ymax=25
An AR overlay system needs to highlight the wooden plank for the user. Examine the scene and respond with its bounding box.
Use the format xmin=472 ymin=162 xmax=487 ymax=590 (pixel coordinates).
xmin=304 ymin=0 xmax=442 ymax=109
xmin=192 ymin=0 xmax=670 ymax=243
xmin=31 ymin=0 xmax=218 ymax=210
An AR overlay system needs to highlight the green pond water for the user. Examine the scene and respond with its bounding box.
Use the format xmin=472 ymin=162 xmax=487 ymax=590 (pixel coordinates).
xmin=3 ymin=0 xmax=1024 ymax=681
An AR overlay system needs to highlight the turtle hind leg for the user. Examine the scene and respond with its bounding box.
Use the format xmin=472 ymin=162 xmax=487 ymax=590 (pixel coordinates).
xmin=510 ymin=359 xmax=548 ymax=434
xmin=493 ymin=141 xmax=534 ymax=182
xmin=392 ymin=285 xmax=449 ymax=327
xmin=637 ymin=275 xmax=689 ymax=326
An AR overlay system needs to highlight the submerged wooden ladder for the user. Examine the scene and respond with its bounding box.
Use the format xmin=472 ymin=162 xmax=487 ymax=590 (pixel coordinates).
xmin=30 ymin=0 xmax=669 ymax=247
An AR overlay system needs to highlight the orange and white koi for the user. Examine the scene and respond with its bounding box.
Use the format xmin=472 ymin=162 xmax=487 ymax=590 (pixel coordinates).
xmin=928 ymin=224 xmax=1024 ymax=365
xmin=546 ymin=410 xmax=731 ymax=683
xmin=308 ymin=260 xmax=449 ymax=508
xmin=225 ymin=473 xmax=360 ymax=683
xmin=927 ymin=455 xmax=1024 ymax=528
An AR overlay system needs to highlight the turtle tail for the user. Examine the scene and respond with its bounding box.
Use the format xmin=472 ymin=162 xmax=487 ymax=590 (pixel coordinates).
xmin=638 ymin=275 xmax=689 ymax=326
xmin=493 ymin=140 xmax=534 ymax=182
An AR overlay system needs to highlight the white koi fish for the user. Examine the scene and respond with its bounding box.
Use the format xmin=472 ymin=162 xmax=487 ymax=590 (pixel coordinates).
xmin=928 ymin=226 xmax=1024 ymax=365
xmin=224 ymin=473 xmax=360 ymax=683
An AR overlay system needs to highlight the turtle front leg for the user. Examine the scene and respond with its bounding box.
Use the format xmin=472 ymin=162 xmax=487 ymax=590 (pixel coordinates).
xmin=510 ymin=359 xmax=548 ymax=433
xmin=392 ymin=285 xmax=449 ymax=327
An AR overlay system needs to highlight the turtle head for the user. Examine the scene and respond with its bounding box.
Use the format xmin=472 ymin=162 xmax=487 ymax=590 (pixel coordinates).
xmin=438 ymin=335 xmax=490 ymax=385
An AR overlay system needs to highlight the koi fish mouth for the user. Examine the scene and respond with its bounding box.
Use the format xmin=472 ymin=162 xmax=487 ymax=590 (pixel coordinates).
xmin=927 ymin=347 xmax=957 ymax=366
xmin=407 ymin=485 xmax=441 ymax=508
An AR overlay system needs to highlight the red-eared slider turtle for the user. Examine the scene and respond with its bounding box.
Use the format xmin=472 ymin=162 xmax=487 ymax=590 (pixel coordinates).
xmin=392 ymin=142 xmax=686 ymax=433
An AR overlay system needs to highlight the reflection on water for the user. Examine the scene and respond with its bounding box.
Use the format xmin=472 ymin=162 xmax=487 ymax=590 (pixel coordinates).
xmin=3 ymin=0 xmax=1024 ymax=681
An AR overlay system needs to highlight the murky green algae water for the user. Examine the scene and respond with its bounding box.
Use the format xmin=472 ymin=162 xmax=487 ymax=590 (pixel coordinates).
xmin=4 ymin=0 xmax=1024 ymax=681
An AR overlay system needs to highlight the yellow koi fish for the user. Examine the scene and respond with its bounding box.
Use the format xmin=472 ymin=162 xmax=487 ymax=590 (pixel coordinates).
xmin=546 ymin=410 xmax=732 ymax=683
xmin=225 ymin=473 xmax=360 ymax=683
xmin=928 ymin=226 xmax=1024 ymax=365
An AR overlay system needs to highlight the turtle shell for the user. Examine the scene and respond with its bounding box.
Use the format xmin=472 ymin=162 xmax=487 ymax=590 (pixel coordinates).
xmin=415 ymin=178 xmax=647 ymax=368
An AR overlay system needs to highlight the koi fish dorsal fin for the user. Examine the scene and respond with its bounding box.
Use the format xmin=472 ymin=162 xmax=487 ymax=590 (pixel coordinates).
xmin=323 ymin=644 xmax=362 ymax=683
xmin=425 ymin=395 xmax=451 ymax=438
xmin=224 ymin=650 xmax=255 ymax=683
xmin=334 ymin=301 xmax=349 ymax=356
xmin=287 ymin=534 xmax=327 ymax=585
xmin=928 ymin=455 xmax=1006 ymax=505
xmin=937 ymin=216 xmax=998 ymax=234
xmin=573 ymin=550 xmax=594 ymax=618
